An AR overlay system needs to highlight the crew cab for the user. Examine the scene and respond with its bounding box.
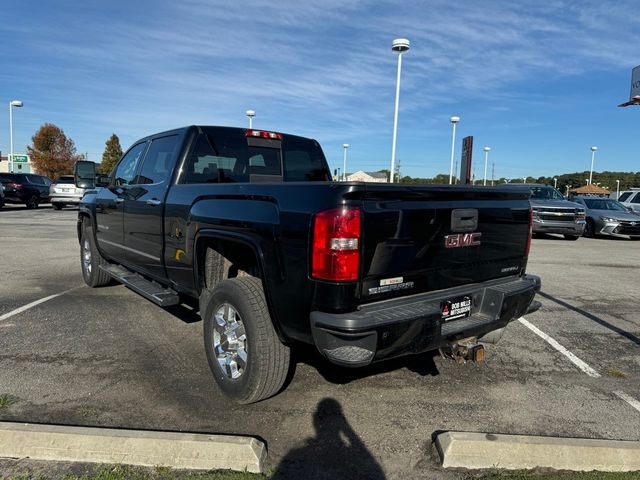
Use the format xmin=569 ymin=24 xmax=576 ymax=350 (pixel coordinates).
xmin=75 ymin=125 xmax=540 ymax=403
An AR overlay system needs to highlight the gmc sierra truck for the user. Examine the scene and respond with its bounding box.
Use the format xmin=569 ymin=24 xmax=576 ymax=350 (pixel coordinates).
xmin=75 ymin=125 xmax=540 ymax=403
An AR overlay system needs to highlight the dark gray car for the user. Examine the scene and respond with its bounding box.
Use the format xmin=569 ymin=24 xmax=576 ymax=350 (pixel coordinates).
xmin=572 ymin=196 xmax=640 ymax=239
xmin=504 ymin=184 xmax=586 ymax=240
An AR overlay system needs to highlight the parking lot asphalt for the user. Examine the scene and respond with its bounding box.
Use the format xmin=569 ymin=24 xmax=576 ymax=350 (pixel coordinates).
xmin=1 ymin=205 xmax=639 ymax=479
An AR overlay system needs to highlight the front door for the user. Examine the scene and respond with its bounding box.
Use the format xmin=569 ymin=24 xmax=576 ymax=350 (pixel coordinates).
xmin=95 ymin=142 xmax=147 ymax=262
xmin=123 ymin=134 xmax=180 ymax=279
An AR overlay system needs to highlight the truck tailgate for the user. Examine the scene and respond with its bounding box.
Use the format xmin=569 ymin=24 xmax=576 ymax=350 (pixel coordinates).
xmin=358 ymin=186 xmax=531 ymax=303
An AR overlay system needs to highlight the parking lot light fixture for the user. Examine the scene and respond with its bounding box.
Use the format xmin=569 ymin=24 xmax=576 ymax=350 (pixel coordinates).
xmin=589 ymin=146 xmax=597 ymax=184
xmin=342 ymin=144 xmax=349 ymax=181
xmin=553 ymin=178 xmax=558 ymax=189
xmin=390 ymin=38 xmax=410 ymax=183
xmin=449 ymin=116 xmax=460 ymax=184
xmin=616 ymin=179 xmax=620 ymax=198
xmin=246 ymin=110 xmax=256 ymax=129
xmin=9 ymin=100 xmax=23 ymax=174
xmin=483 ymin=147 xmax=490 ymax=186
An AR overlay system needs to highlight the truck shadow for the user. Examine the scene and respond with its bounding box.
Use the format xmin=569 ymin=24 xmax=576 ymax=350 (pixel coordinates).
xmin=290 ymin=348 xmax=440 ymax=385
xmin=272 ymin=397 xmax=386 ymax=479
xmin=538 ymin=291 xmax=640 ymax=346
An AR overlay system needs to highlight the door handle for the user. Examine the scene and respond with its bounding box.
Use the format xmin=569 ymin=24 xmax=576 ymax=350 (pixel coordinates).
xmin=146 ymin=198 xmax=161 ymax=206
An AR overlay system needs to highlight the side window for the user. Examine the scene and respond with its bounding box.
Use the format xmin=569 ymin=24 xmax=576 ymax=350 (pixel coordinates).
xmin=182 ymin=135 xmax=243 ymax=184
xmin=113 ymin=142 xmax=147 ymax=186
xmin=618 ymin=192 xmax=632 ymax=202
xmin=29 ymin=175 xmax=44 ymax=185
xmin=631 ymin=193 xmax=640 ymax=204
xmin=134 ymin=135 xmax=179 ymax=185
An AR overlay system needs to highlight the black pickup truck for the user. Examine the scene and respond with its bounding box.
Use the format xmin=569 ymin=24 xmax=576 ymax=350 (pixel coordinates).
xmin=75 ymin=125 xmax=540 ymax=403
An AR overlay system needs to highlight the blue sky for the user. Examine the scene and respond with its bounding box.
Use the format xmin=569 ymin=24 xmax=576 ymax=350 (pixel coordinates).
xmin=1 ymin=0 xmax=638 ymax=180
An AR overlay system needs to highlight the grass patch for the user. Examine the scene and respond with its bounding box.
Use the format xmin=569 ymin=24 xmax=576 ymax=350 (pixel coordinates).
xmin=0 ymin=394 xmax=15 ymax=410
xmin=58 ymin=465 xmax=266 ymax=480
xmin=607 ymin=368 xmax=628 ymax=378
xmin=474 ymin=471 xmax=640 ymax=480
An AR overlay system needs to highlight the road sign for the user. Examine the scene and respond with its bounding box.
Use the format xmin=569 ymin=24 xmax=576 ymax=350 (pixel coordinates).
xmin=460 ymin=136 xmax=474 ymax=185
xmin=12 ymin=154 xmax=29 ymax=163
xmin=619 ymin=65 xmax=640 ymax=107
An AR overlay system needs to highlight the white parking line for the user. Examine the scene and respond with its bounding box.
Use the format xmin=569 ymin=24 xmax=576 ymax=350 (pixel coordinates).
xmin=613 ymin=391 xmax=640 ymax=414
xmin=0 ymin=287 xmax=80 ymax=322
xmin=519 ymin=316 xmax=640 ymax=415
xmin=518 ymin=317 xmax=601 ymax=378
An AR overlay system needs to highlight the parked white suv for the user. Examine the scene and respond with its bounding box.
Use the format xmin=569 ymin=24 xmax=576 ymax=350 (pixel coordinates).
xmin=616 ymin=189 xmax=640 ymax=213
xmin=49 ymin=175 xmax=85 ymax=209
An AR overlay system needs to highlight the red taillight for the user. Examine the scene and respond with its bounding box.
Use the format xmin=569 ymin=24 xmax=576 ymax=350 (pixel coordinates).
xmin=312 ymin=207 xmax=361 ymax=281
xmin=245 ymin=129 xmax=283 ymax=140
xmin=525 ymin=208 xmax=533 ymax=256
xmin=7 ymin=182 xmax=22 ymax=189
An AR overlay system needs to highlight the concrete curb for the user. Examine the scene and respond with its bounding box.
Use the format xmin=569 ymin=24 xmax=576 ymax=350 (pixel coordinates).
xmin=435 ymin=431 xmax=640 ymax=472
xmin=0 ymin=422 xmax=266 ymax=474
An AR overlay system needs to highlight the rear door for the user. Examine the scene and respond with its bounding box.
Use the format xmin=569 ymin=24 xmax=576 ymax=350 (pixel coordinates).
xmin=94 ymin=142 xmax=147 ymax=262
xmin=358 ymin=186 xmax=531 ymax=303
xmin=123 ymin=134 xmax=181 ymax=279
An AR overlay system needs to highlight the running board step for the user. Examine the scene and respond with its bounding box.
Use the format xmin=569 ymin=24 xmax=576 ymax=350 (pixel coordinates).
xmin=99 ymin=264 xmax=179 ymax=307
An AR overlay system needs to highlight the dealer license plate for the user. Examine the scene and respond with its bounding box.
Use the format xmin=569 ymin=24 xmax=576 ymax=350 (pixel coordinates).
xmin=441 ymin=295 xmax=471 ymax=322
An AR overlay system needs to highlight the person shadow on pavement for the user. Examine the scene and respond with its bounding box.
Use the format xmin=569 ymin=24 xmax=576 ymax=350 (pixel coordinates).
xmin=272 ymin=397 xmax=386 ymax=480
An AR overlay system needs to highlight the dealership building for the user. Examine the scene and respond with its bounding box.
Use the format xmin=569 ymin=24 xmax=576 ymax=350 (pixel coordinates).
xmin=0 ymin=154 xmax=33 ymax=173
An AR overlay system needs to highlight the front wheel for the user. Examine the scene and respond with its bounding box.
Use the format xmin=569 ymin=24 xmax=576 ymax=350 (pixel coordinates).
xmin=52 ymin=203 xmax=64 ymax=210
xmin=202 ymin=277 xmax=290 ymax=404
xmin=583 ymin=219 xmax=595 ymax=238
xmin=80 ymin=223 xmax=112 ymax=287
xmin=564 ymin=234 xmax=580 ymax=241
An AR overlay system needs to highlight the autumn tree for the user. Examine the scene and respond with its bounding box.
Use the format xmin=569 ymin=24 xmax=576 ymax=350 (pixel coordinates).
xmin=99 ymin=133 xmax=123 ymax=174
xmin=27 ymin=123 xmax=84 ymax=179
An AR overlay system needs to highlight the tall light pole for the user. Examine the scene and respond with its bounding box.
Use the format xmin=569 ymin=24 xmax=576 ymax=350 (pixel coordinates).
xmin=389 ymin=38 xmax=410 ymax=183
xmin=589 ymin=146 xmax=597 ymax=185
xmin=523 ymin=177 xmax=527 ymax=184
xmin=483 ymin=146 xmax=490 ymax=186
xmin=553 ymin=178 xmax=558 ymax=189
xmin=246 ymin=110 xmax=255 ymax=129
xmin=616 ymin=179 xmax=620 ymax=199
xmin=9 ymin=100 xmax=23 ymax=173
xmin=448 ymin=116 xmax=460 ymax=184
xmin=342 ymin=144 xmax=349 ymax=181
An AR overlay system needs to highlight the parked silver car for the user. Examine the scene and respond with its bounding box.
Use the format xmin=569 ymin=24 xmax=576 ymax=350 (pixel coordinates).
xmin=573 ymin=196 xmax=640 ymax=239
xmin=49 ymin=175 xmax=85 ymax=209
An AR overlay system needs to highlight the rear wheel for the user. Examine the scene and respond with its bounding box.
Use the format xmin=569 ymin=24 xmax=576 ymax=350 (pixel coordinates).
xmin=583 ymin=219 xmax=595 ymax=238
xmin=26 ymin=195 xmax=39 ymax=209
xmin=202 ymin=277 xmax=290 ymax=404
xmin=563 ymin=234 xmax=580 ymax=241
xmin=52 ymin=203 xmax=64 ymax=210
xmin=80 ymin=222 xmax=111 ymax=287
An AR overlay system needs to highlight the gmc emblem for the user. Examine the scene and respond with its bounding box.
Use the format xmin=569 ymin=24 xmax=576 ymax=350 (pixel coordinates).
xmin=444 ymin=232 xmax=482 ymax=248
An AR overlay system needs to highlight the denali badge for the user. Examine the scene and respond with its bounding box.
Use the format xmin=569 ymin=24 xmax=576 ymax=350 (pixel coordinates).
xmin=444 ymin=232 xmax=482 ymax=248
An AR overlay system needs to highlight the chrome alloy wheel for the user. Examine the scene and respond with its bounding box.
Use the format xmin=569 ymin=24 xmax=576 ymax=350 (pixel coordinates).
xmin=82 ymin=239 xmax=92 ymax=275
xmin=213 ymin=303 xmax=248 ymax=379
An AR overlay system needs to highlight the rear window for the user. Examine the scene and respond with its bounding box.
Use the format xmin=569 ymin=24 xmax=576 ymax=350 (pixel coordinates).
xmin=0 ymin=174 xmax=27 ymax=183
xmin=56 ymin=176 xmax=75 ymax=184
xmin=182 ymin=128 xmax=329 ymax=184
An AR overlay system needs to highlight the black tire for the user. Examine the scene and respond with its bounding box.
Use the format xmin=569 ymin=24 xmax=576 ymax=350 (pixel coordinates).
xmin=52 ymin=203 xmax=64 ymax=210
xmin=80 ymin=222 xmax=112 ymax=287
xmin=26 ymin=195 xmax=39 ymax=209
xmin=563 ymin=234 xmax=580 ymax=241
xmin=202 ymin=277 xmax=290 ymax=404
xmin=583 ymin=219 xmax=595 ymax=238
